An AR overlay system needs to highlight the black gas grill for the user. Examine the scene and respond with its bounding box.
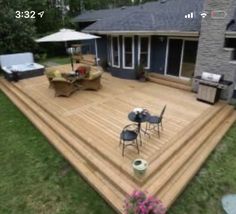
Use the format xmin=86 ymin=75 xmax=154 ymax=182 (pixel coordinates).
xmin=195 ymin=72 xmax=232 ymax=104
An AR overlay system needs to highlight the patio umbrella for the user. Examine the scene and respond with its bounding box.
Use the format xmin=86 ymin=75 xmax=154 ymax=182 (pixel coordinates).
xmin=36 ymin=28 xmax=100 ymax=67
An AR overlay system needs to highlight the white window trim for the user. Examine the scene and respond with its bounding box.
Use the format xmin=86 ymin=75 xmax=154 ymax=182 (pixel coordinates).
xmin=122 ymin=36 xmax=135 ymax=69
xmin=107 ymin=36 xmax=111 ymax=66
xmin=138 ymin=36 xmax=151 ymax=69
xmin=111 ymin=36 xmax=120 ymax=68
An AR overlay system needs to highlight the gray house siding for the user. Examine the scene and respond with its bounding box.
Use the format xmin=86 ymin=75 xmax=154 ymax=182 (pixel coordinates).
xmin=108 ymin=35 xmax=168 ymax=79
xmin=81 ymin=40 xmax=95 ymax=54
xmin=97 ymin=35 xmax=107 ymax=65
xmin=108 ymin=36 xmax=138 ymax=79
xmin=150 ymin=36 xmax=167 ymax=74
xmin=108 ymin=35 xmax=137 ymax=79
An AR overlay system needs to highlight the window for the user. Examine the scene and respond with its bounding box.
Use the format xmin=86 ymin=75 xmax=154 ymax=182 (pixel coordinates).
xmin=138 ymin=36 xmax=150 ymax=69
xmin=123 ymin=36 xmax=134 ymax=69
xmin=111 ymin=36 xmax=120 ymax=67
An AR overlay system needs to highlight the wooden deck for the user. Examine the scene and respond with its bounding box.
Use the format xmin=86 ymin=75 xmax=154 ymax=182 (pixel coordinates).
xmin=0 ymin=64 xmax=235 ymax=213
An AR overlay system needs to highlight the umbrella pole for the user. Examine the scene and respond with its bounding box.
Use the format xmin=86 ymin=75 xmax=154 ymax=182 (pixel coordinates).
xmin=95 ymin=39 xmax=98 ymax=66
xmin=65 ymin=41 xmax=74 ymax=71
xmin=70 ymin=55 xmax=74 ymax=71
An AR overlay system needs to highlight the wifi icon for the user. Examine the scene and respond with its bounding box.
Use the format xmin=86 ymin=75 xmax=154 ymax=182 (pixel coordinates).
xmin=200 ymin=12 xmax=207 ymax=18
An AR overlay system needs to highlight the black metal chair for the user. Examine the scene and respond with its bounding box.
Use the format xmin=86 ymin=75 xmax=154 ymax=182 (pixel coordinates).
xmin=119 ymin=124 xmax=139 ymax=156
xmin=146 ymin=105 xmax=166 ymax=137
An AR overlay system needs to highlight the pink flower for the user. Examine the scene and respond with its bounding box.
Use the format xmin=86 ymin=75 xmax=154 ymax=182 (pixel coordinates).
xmin=124 ymin=190 xmax=166 ymax=214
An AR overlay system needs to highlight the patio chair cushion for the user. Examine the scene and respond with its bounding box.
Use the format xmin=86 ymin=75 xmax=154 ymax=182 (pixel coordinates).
xmin=86 ymin=70 xmax=103 ymax=80
xmin=75 ymin=65 xmax=90 ymax=77
xmin=45 ymin=69 xmax=55 ymax=78
xmin=53 ymin=70 xmax=62 ymax=78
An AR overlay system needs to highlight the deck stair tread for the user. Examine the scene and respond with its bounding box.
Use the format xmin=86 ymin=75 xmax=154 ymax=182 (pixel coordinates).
xmin=0 ymin=81 xmax=125 ymax=213
xmin=0 ymin=76 xmax=235 ymax=213
xmin=0 ymin=79 xmax=135 ymax=198
xmin=141 ymin=102 xmax=225 ymax=183
xmin=12 ymin=79 xmax=192 ymax=184
xmin=148 ymin=73 xmax=192 ymax=91
xmin=159 ymin=111 xmax=236 ymax=208
xmin=8 ymin=81 xmax=140 ymax=182
xmin=144 ymin=105 xmax=234 ymax=193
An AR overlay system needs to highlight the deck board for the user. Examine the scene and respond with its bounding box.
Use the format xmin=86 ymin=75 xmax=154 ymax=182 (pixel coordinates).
xmin=15 ymin=67 xmax=211 ymax=173
xmin=2 ymin=64 xmax=234 ymax=212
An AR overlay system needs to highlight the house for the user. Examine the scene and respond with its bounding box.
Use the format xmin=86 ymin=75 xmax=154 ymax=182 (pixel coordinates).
xmin=73 ymin=0 xmax=236 ymax=101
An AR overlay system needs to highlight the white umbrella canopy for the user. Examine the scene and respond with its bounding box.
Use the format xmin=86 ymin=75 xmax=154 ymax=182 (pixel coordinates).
xmin=36 ymin=28 xmax=100 ymax=67
xmin=36 ymin=28 xmax=100 ymax=42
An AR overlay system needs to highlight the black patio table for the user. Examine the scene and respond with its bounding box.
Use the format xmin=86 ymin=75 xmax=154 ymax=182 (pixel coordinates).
xmin=128 ymin=111 xmax=150 ymax=145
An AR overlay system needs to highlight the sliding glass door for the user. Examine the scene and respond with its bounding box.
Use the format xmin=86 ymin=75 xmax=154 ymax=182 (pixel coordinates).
xmin=180 ymin=41 xmax=198 ymax=78
xmin=166 ymin=39 xmax=198 ymax=79
xmin=166 ymin=39 xmax=183 ymax=76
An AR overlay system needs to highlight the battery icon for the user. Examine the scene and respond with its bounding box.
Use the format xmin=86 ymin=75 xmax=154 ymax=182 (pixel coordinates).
xmin=211 ymin=10 xmax=227 ymax=19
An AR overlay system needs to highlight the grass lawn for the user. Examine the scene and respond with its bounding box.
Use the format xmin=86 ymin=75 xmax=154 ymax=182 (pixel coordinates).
xmin=0 ymin=91 xmax=115 ymax=214
xmin=38 ymin=56 xmax=71 ymax=66
xmin=0 ymin=90 xmax=236 ymax=214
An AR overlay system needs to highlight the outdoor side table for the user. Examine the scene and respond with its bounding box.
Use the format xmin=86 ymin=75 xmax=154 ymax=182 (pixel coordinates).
xmin=128 ymin=111 xmax=150 ymax=145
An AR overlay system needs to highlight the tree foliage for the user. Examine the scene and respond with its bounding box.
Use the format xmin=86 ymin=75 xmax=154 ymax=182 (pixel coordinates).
xmin=0 ymin=0 xmax=157 ymax=55
xmin=0 ymin=0 xmax=36 ymax=54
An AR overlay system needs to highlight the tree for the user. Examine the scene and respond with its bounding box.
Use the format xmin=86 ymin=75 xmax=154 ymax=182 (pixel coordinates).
xmin=0 ymin=0 xmax=37 ymax=54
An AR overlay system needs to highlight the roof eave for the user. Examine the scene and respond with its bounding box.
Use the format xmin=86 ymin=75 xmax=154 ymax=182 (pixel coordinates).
xmin=73 ymin=19 xmax=99 ymax=23
xmin=82 ymin=30 xmax=200 ymax=37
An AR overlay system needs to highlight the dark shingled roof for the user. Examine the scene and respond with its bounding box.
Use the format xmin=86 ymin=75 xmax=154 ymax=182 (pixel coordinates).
xmin=73 ymin=0 xmax=236 ymax=33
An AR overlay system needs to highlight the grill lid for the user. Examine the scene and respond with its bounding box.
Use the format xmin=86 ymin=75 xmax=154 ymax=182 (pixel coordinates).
xmin=201 ymin=72 xmax=222 ymax=83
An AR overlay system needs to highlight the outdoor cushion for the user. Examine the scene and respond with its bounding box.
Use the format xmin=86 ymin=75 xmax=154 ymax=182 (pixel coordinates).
xmin=52 ymin=77 xmax=68 ymax=82
xmin=53 ymin=70 xmax=62 ymax=78
xmin=45 ymin=69 xmax=55 ymax=78
xmin=75 ymin=65 xmax=91 ymax=77
xmin=87 ymin=70 xmax=103 ymax=80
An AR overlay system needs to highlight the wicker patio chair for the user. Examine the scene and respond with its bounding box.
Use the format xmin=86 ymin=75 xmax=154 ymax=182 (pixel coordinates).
xmin=78 ymin=67 xmax=103 ymax=90
xmin=51 ymin=77 xmax=79 ymax=97
xmin=119 ymin=123 xmax=139 ymax=156
xmin=45 ymin=69 xmax=62 ymax=88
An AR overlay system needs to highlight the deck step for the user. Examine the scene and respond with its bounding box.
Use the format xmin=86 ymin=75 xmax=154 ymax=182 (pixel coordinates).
xmin=145 ymin=104 xmax=234 ymax=195
xmin=0 ymin=79 xmax=131 ymax=213
xmin=9 ymin=80 xmax=138 ymax=182
xmin=159 ymin=111 xmax=236 ymax=208
xmin=142 ymin=102 xmax=226 ymax=184
xmin=148 ymin=73 xmax=192 ymax=91
xmin=0 ymin=78 xmax=137 ymax=191
xmin=1 ymin=77 xmax=235 ymax=213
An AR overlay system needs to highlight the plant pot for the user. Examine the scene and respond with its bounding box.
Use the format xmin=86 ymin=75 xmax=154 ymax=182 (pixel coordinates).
xmin=133 ymin=159 xmax=148 ymax=176
xmin=139 ymin=77 xmax=146 ymax=82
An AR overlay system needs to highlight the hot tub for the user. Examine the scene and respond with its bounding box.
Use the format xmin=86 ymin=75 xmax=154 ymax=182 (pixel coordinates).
xmin=0 ymin=52 xmax=45 ymax=81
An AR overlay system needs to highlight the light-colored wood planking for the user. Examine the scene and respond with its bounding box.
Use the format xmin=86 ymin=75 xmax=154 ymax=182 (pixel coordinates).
xmin=159 ymin=111 xmax=236 ymax=208
xmin=1 ymin=64 xmax=235 ymax=213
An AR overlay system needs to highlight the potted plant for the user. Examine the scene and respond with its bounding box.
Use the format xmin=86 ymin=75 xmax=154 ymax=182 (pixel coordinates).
xmin=133 ymin=159 xmax=148 ymax=176
xmin=124 ymin=190 xmax=166 ymax=214
xmin=135 ymin=64 xmax=147 ymax=82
